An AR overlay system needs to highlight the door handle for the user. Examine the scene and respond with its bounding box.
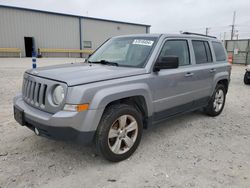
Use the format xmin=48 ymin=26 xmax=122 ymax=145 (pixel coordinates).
xmin=210 ymin=68 xmax=216 ymax=73
xmin=185 ymin=72 xmax=194 ymax=77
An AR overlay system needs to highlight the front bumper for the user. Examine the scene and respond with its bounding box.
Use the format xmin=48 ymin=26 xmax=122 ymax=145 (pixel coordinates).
xmin=13 ymin=94 xmax=102 ymax=144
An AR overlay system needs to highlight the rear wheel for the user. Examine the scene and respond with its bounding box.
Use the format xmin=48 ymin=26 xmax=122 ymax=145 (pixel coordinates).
xmin=244 ymin=72 xmax=250 ymax=85
xmin=95 ymin=104 xmax=143 ymax=162
xmin=204 ymin=84 xmax=226 ymax=117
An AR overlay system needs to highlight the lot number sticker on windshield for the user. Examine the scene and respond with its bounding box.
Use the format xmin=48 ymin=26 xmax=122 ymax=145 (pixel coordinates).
xmin=132 ymin=39 xmax=154 ymax=46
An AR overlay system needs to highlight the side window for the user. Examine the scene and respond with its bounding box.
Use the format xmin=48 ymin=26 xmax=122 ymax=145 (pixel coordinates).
xmin=212 ymin=42 xmax=227 ymax=61
xmin=192 ymin=41 xmax=213 ymax=64
xmin=158 ymin=40 xmax=190 ymax=66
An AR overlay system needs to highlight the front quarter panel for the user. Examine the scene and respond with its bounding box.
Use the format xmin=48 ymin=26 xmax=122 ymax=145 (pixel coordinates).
xmin=65 ymin=75 xmax=154 ymax=131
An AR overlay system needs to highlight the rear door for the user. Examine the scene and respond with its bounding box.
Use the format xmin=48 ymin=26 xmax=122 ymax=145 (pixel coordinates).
xmin=189 ymin=40 xmax=215 ymax=105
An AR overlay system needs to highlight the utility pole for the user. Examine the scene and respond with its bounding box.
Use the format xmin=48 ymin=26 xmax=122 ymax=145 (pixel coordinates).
xmin=205 ymin=27 xmax=210 ymax=36
xmin=223 ymin=32 xmax=227 ymax=45
xmin=230 ymin=11 xmax=236 ymax=40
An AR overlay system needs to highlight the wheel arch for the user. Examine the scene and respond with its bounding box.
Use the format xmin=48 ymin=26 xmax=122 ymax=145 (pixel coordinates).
xmin=212 ymin=71 xmax=230 ymax=95
xmin=105 ymin=95 xmax=149 ymax=129
xmin=90 ymin=84 xmax=153 ymax=129
xmin=217 ymin=79 xmax=229 ymax=93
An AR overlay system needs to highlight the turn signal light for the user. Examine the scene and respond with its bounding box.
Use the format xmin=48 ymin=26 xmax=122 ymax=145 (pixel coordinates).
xmin=63 ymin=104 xmax=89 ymax=112
xmin=76 ymin=104 xmax=89 ymax=112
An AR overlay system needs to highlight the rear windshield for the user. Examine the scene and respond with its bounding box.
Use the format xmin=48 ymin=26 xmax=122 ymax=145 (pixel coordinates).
xmin=212 ymin=42 xmax=227 ymax=61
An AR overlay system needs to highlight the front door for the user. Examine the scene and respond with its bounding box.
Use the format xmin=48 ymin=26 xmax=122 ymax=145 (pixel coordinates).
xmin=152 ymin=39 xmax=196 ymax=122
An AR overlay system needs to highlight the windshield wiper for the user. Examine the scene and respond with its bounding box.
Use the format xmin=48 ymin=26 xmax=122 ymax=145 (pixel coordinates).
xmin=88 ymin=60 xmax=119 ymax=66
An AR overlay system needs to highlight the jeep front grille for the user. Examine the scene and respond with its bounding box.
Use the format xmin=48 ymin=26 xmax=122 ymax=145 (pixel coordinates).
xmin=22 ymin=73 xmax=67 ymax=114
xmin=23 ymin=78 xmax=48 ymax=108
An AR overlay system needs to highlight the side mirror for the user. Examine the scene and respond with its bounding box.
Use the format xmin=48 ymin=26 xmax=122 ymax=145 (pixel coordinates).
xmin=153 ymin=56 xmax=179 ymax=72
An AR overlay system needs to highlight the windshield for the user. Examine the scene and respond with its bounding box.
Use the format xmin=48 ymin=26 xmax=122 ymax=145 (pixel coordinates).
xmin=88 ymin=36 xmax=158 ymax=68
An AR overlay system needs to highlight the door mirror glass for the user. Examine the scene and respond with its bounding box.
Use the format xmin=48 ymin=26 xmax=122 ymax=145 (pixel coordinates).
xmin=154 ymin=56 xmax=179 ymax=72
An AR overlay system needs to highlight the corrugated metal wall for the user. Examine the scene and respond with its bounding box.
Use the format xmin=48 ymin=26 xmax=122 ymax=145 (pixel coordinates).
xmin=0 ymin=7 xmax=80 ymax=57
xmin=82 ymin=18 xmax=148 ymax=49
xmin=225 ymin=40 xmax=250 ymax=65
xmin=0 ymin=6 xmax=149 ymax=57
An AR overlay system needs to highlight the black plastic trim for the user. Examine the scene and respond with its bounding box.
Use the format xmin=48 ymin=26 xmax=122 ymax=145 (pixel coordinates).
xmin=183 ymin=32 xmax=216 ymax=39
xmin=23 ymin=115 xmax=95 ymax=144
xmin=150 ymin=97 xmax=210 ymax=125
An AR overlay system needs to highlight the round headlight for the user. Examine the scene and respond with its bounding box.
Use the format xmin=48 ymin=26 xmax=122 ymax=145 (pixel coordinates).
xmin=52 ymin=85 xmax=65 ymax=105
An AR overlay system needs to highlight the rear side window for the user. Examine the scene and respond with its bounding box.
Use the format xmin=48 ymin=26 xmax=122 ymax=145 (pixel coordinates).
xmin=212 ymin=42 xmax=227 ymax=61
xmin=192 ymin=41 xmax=213 ymax=64
xmin=158 ymin=40 xmax=190 ymax=66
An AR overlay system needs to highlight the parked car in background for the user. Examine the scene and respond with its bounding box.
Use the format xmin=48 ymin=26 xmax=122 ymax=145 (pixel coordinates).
xmin=244 ymin=65 xmax=250 ymax=85
xmin=14 ymin=33 xmax=231 ymax=162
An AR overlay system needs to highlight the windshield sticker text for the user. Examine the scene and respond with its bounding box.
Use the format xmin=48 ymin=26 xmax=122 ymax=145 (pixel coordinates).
xmin=132 ymin=39 xmax=154 ymax=46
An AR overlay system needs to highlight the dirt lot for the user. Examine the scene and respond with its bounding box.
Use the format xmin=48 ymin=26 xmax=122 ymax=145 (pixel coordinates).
xmin=0 ymin=58 xmax=249 ymax=188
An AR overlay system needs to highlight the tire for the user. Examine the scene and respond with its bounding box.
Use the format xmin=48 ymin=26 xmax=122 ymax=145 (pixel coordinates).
xmin=204 ymin=84 xmax=226 ymax=117
xmin=95 ymin=103 xmax=143 ymax=162
xmin=244 ymin=72 xmax=250 ymax=85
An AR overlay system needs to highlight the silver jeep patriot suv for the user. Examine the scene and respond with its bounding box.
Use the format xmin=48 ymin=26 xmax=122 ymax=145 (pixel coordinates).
xmin=14 ymin=33 xmax=231 ymax=162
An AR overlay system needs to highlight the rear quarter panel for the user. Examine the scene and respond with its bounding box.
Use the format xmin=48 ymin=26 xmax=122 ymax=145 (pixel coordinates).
xmin=211 ymin=62 xmax=231 ymax=95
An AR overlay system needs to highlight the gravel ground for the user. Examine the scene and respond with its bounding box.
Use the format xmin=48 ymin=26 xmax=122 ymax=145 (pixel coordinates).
xmin=0 ymin=58 xmax=249 ymax=188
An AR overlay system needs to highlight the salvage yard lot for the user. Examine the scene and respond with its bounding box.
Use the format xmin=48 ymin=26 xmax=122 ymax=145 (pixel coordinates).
xmin=0 ymin=58 xmax=250 ymax=188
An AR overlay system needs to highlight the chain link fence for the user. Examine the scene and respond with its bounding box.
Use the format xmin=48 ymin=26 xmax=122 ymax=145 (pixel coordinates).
xmin=225 ymin=39 xmax=250 ymax=65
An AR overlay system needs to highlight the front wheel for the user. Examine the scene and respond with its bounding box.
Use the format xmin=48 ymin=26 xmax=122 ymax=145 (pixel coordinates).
xmin=204 ymin=84 xmax=226 ymax=117
xmin=95 ymin=104 xmax=143 ymax=162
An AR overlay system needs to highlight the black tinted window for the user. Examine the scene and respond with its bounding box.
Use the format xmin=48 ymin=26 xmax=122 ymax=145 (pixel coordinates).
xmin=192 ymin=41 xmax=213 ymax=64
xmin=212 ymin=42 xmax=227 ymax=61
xmin=159 ymin=40 xmax=190 ymax=66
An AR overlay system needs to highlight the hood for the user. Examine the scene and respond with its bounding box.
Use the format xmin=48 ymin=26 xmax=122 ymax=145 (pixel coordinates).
xmin=26 ymin=63 xmax=147 ymax=86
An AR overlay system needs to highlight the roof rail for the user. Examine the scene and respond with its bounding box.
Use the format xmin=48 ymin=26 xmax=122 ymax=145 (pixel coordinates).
xmin=182 ymin=32 xmax=217 ymax=39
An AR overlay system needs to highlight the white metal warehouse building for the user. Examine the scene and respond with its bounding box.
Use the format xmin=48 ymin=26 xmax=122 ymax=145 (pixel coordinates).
xmin=0 ymin=5 xmax=150 ymax=57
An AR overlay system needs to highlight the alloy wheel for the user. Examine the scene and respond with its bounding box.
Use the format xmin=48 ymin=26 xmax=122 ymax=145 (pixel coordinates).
xmin=213 ymin=89 xmax=224 ymax=112
xmin=108 ymin=115 xmax=138 ymax=155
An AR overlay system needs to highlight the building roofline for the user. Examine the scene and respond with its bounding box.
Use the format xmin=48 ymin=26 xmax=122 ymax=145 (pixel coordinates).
xmin=0 ymin=4 xmax=151 ymax=27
